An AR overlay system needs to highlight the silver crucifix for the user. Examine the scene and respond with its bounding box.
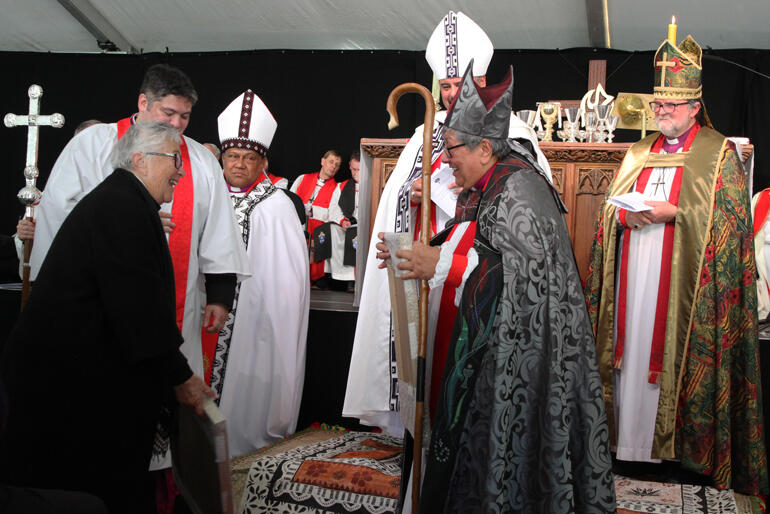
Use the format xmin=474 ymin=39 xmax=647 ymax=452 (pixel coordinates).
xmin=4 ymin=84 xmax=64 ymax=307
xmin=5 ymin=84 xmax=65 ymax=217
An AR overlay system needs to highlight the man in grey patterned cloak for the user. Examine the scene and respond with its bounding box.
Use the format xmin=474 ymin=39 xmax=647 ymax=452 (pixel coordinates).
xmin=395 ymin=62 xmax=616 ymax=512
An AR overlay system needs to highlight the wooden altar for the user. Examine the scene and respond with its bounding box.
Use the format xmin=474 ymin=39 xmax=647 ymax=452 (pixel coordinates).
xmin=359 ymin=138 xmax=632 ymax=282
xmin=539 ymin=142 xmax=632 ymax=281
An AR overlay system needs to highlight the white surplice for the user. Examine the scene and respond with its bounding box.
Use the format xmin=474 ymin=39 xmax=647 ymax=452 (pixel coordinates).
xmin=31 ymin=123 xmax=250 ymax=380
xmin=215 ymin=181 xmax=309 ymax=457
xmin=342 ymin=112 xmax=549 ymax=435
xmin=614 ymin=145 xmax=680 ymax=462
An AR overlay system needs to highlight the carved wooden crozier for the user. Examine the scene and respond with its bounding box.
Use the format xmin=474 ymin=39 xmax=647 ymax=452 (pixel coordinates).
xmin=384 ymin=83 xmax=434 ymax=513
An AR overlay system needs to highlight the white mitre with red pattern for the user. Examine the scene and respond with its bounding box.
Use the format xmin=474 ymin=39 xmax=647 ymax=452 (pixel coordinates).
xmin=217 ymin=89 xmax=276 ymax=156
xmin=425 ymin=11 xmax=493 ymax=80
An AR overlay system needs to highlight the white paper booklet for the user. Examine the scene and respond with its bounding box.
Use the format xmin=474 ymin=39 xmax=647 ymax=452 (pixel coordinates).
xmin=608 ymin=191 xmax=653 ymax=212
xmin=429 ymin=165 xmax=459 ymax=217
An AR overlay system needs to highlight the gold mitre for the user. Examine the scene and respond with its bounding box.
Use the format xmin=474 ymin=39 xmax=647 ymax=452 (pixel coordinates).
xmin=653 ymin=34 xmax=702 ymax=100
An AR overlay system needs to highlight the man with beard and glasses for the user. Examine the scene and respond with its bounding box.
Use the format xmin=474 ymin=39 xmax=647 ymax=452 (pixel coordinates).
xmin=585 ymin=33 xmax=767 ymax=495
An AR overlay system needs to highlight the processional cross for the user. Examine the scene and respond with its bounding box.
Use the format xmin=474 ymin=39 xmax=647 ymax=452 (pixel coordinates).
xmin=4 ymin=84 xmax=65 ymax=308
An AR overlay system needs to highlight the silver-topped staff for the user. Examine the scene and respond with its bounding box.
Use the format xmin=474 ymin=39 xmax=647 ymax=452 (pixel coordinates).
xmin=4 ymin=84 xmax=65 ymax=308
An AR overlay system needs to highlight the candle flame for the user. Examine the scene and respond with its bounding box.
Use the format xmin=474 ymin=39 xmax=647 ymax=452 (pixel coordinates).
xmin=671 ymin=15 xmax=676 ymax=24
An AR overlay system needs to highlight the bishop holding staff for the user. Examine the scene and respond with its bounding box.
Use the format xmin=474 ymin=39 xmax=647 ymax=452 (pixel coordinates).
xmin=390 ymin=62 xmax=615 ymax=512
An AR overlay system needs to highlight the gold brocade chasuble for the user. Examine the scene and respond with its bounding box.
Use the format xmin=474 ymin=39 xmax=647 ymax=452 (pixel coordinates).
xmin=594 ymin=127 xmax=725 ymax=459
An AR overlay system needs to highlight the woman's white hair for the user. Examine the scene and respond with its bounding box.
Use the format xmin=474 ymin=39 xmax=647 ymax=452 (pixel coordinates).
xmin=109 ymin=121 xmax=181 ymax=170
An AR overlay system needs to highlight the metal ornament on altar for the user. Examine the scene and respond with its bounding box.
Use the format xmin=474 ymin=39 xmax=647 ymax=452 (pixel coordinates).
xmin=529 ymin=83 xmax=624 ymax=143
xmin=4 ymin=84 xmax=65 ymax=307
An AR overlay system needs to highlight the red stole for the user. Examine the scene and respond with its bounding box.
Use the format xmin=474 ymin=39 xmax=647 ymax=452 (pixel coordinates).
xmin=615 ymin=124 xmax=699 ymax=384
xmin=753 ymin=189 xmax=770 ymax=239
xmin=267 ymin=172 xmax=285 ymax=186
xmin=429 ymin=169 xmax=494 ymax=419
xmin=117 ymin=117 xmax=194 ymax=335
xmin=429 ymin=221 xmax=477 ymax=420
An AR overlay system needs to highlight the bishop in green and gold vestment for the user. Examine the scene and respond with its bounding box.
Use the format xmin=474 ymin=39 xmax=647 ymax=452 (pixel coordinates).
xmin=585 ymin=34 xmax=767 ymax=495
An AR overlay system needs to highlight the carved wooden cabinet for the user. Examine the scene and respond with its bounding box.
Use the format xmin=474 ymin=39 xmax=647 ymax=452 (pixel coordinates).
xmin=360 ymin=138 xmax=409 ymax=239
xmin=539 ymin=142 xmax=631 ymax=281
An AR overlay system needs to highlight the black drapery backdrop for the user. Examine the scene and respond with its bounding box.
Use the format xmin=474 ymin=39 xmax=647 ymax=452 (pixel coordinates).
xmin=0 ymin=47 xmax=768 ymax=236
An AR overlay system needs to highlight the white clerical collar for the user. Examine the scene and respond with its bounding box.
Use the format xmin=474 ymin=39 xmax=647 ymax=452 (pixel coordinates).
xmin=666 ymin=136 xmax=679 ymax=144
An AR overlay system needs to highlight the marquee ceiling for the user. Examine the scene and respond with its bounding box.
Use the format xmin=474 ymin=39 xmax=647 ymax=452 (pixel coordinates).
xmin=1 ymin=0 xmax=768 ymax=54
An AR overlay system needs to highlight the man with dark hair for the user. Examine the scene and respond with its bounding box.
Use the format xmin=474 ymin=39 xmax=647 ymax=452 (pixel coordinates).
xmin=74 ymin=119 xmax=102 ymax=136
xmin=290 ymin=149 xmax=342 ymax=283
xmin=389 ymin=63 xmax=615 ymax=511
xmin=139 ymin=63 xmax=199 ymax=105
xmin=28 ymin=63 xmax=250 ymax=473
xmin=586 ymin=34 xmax=767 ymax=495
xmin=1 ymin=122 xmax=214 ymax=513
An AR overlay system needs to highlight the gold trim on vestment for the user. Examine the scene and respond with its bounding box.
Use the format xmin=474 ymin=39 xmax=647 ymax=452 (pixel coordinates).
xmin=595 ymin=127 xmax=727 ymax=458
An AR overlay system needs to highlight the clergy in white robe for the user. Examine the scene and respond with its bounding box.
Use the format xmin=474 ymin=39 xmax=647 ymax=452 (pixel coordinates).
xmin=342 ymin=11 xmax=551 ymax=435
xmin=290 ymin=150 xmax=342 ymax=282
xmin=26 ymin=64 xmax=250 ymax=470
xmin=327 ymin=154 xmax=360 ymax=282
xmin=212 ymin=90 xmax=309 ymax=457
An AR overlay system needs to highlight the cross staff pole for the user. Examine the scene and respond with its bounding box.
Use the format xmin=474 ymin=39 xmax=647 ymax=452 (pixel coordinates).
xmin=4 ymin=84 xmax=65 ymax=308
xmin=385 ymin=82 xmax=435 ymax=514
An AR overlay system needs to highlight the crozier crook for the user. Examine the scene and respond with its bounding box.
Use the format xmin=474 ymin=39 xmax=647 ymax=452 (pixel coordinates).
xmin=385 ymin=82 xmax=435 ymax=514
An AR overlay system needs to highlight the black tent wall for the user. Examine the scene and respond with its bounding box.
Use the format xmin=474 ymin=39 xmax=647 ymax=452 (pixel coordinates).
xmin=0 ymin=47 xmax=768 ymax=236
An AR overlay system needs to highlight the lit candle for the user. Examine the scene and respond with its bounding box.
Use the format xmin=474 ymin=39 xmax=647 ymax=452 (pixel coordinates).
xmin=668 ymin=15 xmax=677 ymax=45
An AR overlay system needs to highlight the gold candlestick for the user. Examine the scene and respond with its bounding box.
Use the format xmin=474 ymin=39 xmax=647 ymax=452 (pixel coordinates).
xmin=540 ymin=103 xmax=558 ymax=142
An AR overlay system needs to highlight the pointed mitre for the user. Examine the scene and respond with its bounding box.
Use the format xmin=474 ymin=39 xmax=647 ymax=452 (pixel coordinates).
xmin=425 ymin=11 xmax=493 ymax=79
xmin=444 ymin=59 xmax=514 ymax=140
xmin=653 ymin=34 xmax=703 ymax=100
xmin=217 ymin=89 xmax=276 ymax=156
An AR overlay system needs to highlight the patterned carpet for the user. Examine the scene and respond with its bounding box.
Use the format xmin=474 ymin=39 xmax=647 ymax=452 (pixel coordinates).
xmin=615 ymin=475 xmax=758 ymax=514
xmin=231 ymin=430 xmax=762 ymax=514
xmin=230 ymin=426 xmax=349 ymax=509
xmin=237 ymin=431 xmax=402 ymax=513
